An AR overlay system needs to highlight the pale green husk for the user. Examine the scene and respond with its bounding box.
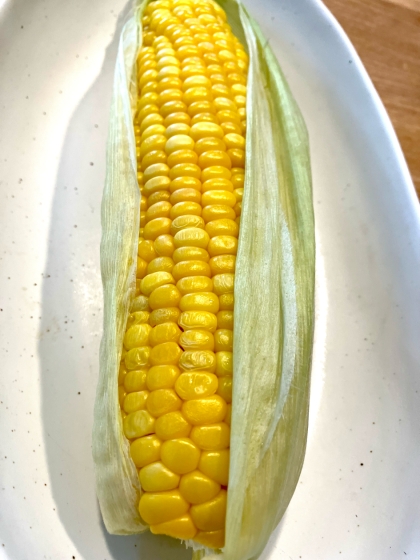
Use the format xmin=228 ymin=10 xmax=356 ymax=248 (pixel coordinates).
xmin=93 ymin=0 xmax=315 ymax=557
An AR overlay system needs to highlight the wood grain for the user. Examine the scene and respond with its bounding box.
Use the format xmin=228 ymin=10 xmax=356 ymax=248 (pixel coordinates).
xmin=323 ymin=0 xmax=420 ymax=197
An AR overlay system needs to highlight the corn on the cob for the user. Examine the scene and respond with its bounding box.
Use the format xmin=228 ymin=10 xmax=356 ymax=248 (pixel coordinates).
xmin=94 ymin=0 xmax=315 ymax=557
xmin=117 ymin=0 xmax=247 ymax=548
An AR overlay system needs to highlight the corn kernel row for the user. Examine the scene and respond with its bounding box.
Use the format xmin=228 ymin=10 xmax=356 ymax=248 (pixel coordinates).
xmin=117 ymin=0 xmax=247 ymax=549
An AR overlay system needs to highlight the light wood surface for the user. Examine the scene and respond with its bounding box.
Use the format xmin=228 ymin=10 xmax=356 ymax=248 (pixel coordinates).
xmin=323 ymin=0 xmax=420 ymax=197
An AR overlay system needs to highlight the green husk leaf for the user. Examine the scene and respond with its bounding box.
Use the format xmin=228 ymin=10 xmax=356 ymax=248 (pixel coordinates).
xmin=93 ymin=0 xmax=315 ymax=556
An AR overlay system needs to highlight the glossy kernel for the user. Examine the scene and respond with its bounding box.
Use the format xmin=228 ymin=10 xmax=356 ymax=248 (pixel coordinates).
xmin=146 ymin=364 xmax=181 ymax=390
xmin=155 ymin=410 xmax=192 ymax=440
xmin=149 ymin=322 xmax=182 ymax=347
xmin=139 ymin=490 xmax=189 ymax=525
xmin=150 ymin=515 xmax=197 ymax=540
xmin=199 ymin=450 xmax=230 ymax=486
xmin=190 ymin=423 xmax=230 ymax=451
xmin=149 ymin=341 xmax=183 ymax=366
xmin=179 ymin=471 xmax=221 ymax=505
xmin=175 ymin=371 xmax=218 ymax=400
xmin=130 ymin=435 xmax=161 ymax=468
xmin=139 ymin=462 xmax=180 ymax=492
xmin=182 ymin=395 xmax=227 ymax=425
xmin=178 ymin=310 xmax=218 ymax=333
xmin=190 ymin=490 xmax=227 ymax=531
xmin=161 ymin=438 xmax=201 ymax=474
xmin=149 ymin=284 xmax=182 ymax=310
xmin=123 ymin=409 xmax=155 ymax=439
xmin=124 ymin=369 xmax=148 ymax=393
xmin=147 ymin=388 xmax=182 ymax=417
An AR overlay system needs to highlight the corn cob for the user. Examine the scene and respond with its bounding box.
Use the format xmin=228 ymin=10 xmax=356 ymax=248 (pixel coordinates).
xmin=117 ymin=0 xmax=247 ymax=548
xmin=94 ymin=0 xmax=315 ymax=557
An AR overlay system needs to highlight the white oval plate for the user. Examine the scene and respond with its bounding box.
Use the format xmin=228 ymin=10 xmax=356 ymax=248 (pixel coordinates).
xmin=1 ymin=0 xmax=419 ymax=559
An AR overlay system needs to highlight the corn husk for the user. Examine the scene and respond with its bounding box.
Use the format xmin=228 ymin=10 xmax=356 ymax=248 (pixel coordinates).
xmin=93 ymin=0 xmax=315 ymax=557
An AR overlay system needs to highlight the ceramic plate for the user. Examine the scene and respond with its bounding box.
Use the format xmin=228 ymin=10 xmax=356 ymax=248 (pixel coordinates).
xmin=1 ymin=0 xmax=419 ymax=559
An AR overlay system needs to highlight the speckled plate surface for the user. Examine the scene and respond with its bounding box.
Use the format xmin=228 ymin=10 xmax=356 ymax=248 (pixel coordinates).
xmin=1 ymin=0 xmax=419 ymax=559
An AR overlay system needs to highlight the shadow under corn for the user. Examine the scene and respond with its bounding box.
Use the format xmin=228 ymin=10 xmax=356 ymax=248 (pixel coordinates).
xmin=37 ymin=2 xmax=191 ymax=559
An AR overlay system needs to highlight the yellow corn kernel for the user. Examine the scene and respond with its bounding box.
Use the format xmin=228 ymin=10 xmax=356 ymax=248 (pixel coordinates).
xmin=202 ymin=190 xmax=236 ymax=208
xmin=195 ymin=137 xmax=227 ymax=156
xmin=139 ymin=490 xmax=189 ymax=525
xmin=201 ymin=165 xmax=231 ymax=182
xmin=208 ymin=235 xmax=238 ymax=257
xmin=161 ymin=438 xmax=201 ymax=474
xmin=215 ymin=351 xmax=233 ymax=377
xmin=138 ymin=239 xmax=157 ymax=262
xmin=124 ymin=346 xmax=150 ymax=370
xmin=174 ymin=227 xmax=210 ymax=249
xmin=205 ymin=218 xmax=238 ymax=238
xmin=170 ymin=201 xmax=202 ymax=221
xmin=124 ymin=369 xmax=148 ymax=393
xmin=150 ymin=515 xmax=197 ymax=540
xmin=146 ymin=201 xmax=172 ymax=223
xmin=209 ymin=254 xmax=236 ymax=275
xmin=123 ymin=390 xmax=149 ymax=414
xmin=179 ymin=292 xmax=219 ymax=313
xmin=171 ymin=215 xmax=205 ymax=236
xmin=149 ymin=283 xmax=182 ymax=310
xmin=179 ymin=310 xmax=218 ymax=333
xmin=147 ymin=190 xmax=171 ymax=207
xmin=172 ymin=260 xmax=211 ymax=281
xmin=140 ymin=271 xmax=175 ymax=296
xmin=149 ymin=341 xmax=183 ymax=367
xmin=217 ymin=376 xmax=233 ymax=404
xmin=182 ymin=395 xmax=227 ymax=425
xmin=143 ymin=174 xmax=171 ymax=195
xmin=179 ymin=329 xmax=215 ymax=351
xmin=194 ymin=530 xmax=225 ymax=549
xmin=149 ymin=322 xmax=182 ymax=346
xmin=126 ymin=311 xmax=150 ymax=328
xmin=146 ymin=364 xmax=180 ymax=390
xmin=165 ymin=134 xmax=195 ymax=154
xmin=190 ymin=490 xmax=227 ymax=531
xmin=199 ymin=450 xmax=230 ymax=486
xmin=179 ymin=471 xmax=221 ymax=505
xmin=191 ymin=423 xmax=230 ymax=451
xmin=143 ymin=217 xmax=172 ymax=240
xmin=179 ymin=349 xmax=217 ymax=372
xmin=123 ymin=323 xmax=152 ymax=350
xmin=175 ymin=372 xmax=218 ymax=400
xmin=177 ymin=275 xmax=213 ymax=295
xmin=213 ymin=273 xmax=235 ymax=296
xmin=170 ymin=187 xmax=201 ymax=205
xmin=201 ymin=178 xmax=234 ymax=193
xmin=154 ymin=234 xmax=175 ymax=257
xmin=143 ymin=162 xmax=169 ymax=183
xmin=224 ymin=132 xmax=245 ymax=150
xmin=139 ymin=462 xmax=180 ymax=492
xmin=202 ymin=204 xmax=236 ymax=222
xmin=137 ymin=257 xmax=148 ymax=279
xmin=217 ymin=310 xmax=233 ymax=330
xmin=169 ymin=175 xmax=201 ymax=193
xmin=165 ymin=122 xmax=191 ymax=137
xmin=118 ymin=363 xmax=127 ymax=385
xmin=215 ymin=329 xmax=233 ymax=352
xmin=147 ymin=388 xmax=182 ymax=417
xmin=155 ymin=410 xmax=191 ymax=440
xmin=149 ymin=307 xmax=181 ymax=326
xmin=130 ymin=294 xmax=149 ymax=313
xmin=118 ymin=386 xmax=126 ymax=407
xmin=147 ymin=256 xmax=174 ymax=275
xmin=219 ymin=292 xmax=234 ymax=311
xmin=130 ymin=435 xmax=161 ymax=468
xmin=123 ymin=410 xmax=155 ymax=439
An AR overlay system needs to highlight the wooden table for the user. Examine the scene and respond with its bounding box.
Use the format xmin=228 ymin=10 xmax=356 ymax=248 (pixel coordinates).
xmin=323 ymin=0 xmax=420 ymax=197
